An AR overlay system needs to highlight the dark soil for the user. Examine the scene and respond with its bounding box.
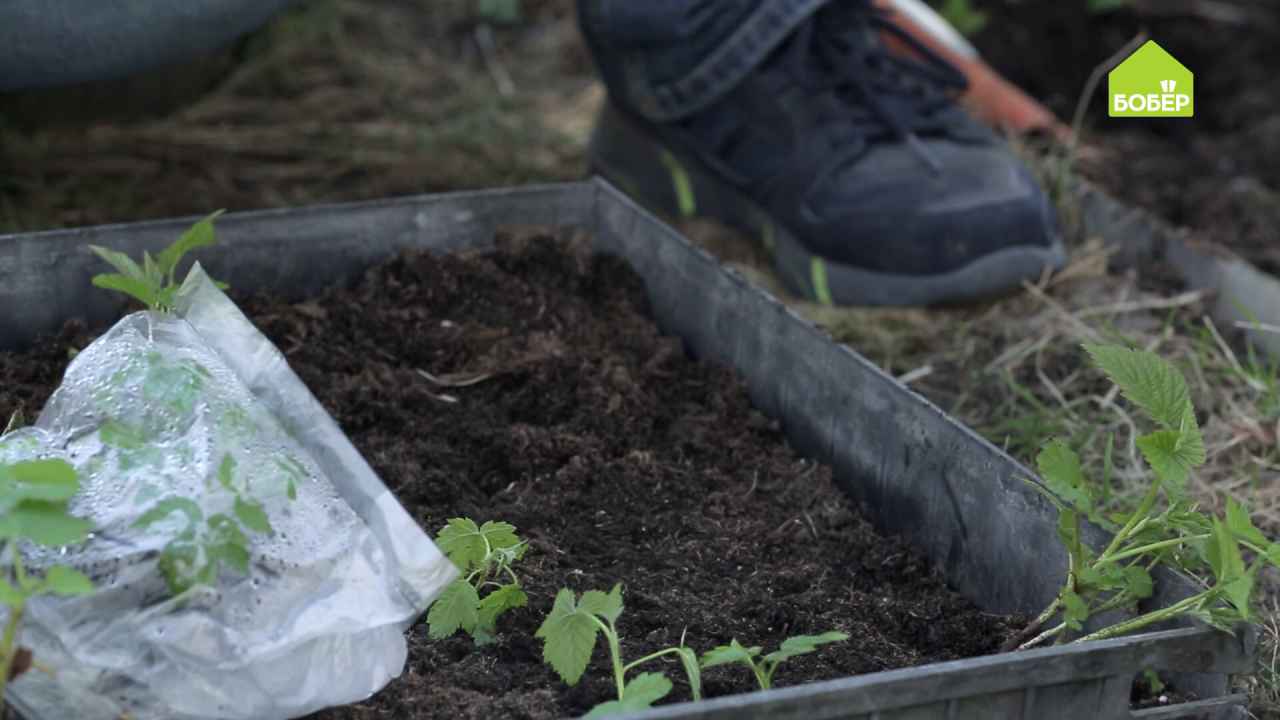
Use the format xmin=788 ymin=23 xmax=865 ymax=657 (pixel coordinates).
xmin=964 ymin=0 xmax=1280 ymax=272
xmin=0 ymin=233 xmax=1021 ymax=718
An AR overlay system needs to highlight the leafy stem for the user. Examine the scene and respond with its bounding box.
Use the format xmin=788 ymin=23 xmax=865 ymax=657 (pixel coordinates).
xmin=427 ymin=518 xmax=529 ymax=645
xmin=537 ymin=584 xmax=702 ymax=717
xmin=1016 ymin=344 xmax=1280 ymax=650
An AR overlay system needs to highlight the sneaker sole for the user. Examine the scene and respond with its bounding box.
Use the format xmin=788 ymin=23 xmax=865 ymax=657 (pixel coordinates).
xmin=588 ymin=102 xmax=1067 ymax=307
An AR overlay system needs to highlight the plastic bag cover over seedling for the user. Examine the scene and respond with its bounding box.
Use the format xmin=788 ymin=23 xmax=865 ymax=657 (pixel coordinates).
xmin=0 ymin=265 xmax=457 ymax=720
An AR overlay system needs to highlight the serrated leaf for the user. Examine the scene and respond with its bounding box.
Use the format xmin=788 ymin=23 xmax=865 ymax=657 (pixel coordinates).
xmin=1225 ymin=498 xmax=1268 ymax=548
xmin=436 ymin=517 xmax=521 ymax=573
xmin=0 ymin=459 xmax=80 ymax=513
xmin=764 ymin=631 xmax=849 ymax=664
xmin=428 ymin=579 xmax=480 ymax=639
xmin=700 ymin=639 xmax=760 ymax=669
xmin=580 ymin=582 xmax=624 ymax=624
xmin=584 ymin=672 xmax=672 ymax=718
xmin=133 ymin=496 xmax=203 ymax=532
xmin=1123 ymin=566 xmax=1154 ymax=600
xmin=0 ymin=500 xmax=93 ymax=546
xmin=1062 ymin=588 xmax=1089 ymax=631
xmin=1036 ymin=440 xmax=1091 ymax=513
xmin=1136 ymin=430 xmax=1192 ymax=497
xmin=1084 ymin=344 xmax=1195 ymax=432
xmin=536 ymin=588 xmax=603 ymax=685
xmin=477 ymin=583 xmax=528 ymax=632
xmin=234 ymin=497 xmax=272 ymax=536
xmin=42 ymin=565 xmax=94 ymax=596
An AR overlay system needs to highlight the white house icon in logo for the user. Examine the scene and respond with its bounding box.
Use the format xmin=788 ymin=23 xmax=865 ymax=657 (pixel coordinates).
xmin=1161 ymin=79 xmax=1177 ymax=93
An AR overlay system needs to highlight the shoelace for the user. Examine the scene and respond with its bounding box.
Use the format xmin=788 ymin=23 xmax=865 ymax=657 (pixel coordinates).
xmin=786 ymin=0 xmax=969 ymax=172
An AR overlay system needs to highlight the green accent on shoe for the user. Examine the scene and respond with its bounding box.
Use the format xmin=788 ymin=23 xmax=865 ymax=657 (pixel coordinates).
xmin=810 ymin=257 xmax=833 ymax=306
xmin=760 ymin=215 xmax=776 ymax=253
xmin=660 ymin=149 xmax=697 ymax=218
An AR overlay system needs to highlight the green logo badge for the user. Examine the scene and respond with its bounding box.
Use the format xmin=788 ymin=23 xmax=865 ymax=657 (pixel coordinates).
xmin=1108 ymin=40 xmax=1193 ymax=118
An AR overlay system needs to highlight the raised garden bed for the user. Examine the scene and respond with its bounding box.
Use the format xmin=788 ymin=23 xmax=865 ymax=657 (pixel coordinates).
xmin=0 ymin=181 xmax=1256 ymax=719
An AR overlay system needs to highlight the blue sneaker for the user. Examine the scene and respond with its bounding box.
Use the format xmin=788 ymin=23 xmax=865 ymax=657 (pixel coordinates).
xmin=578 ymin=0 xmax=1065 ymax=306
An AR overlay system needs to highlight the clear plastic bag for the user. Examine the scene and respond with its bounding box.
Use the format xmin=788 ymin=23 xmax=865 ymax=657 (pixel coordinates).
xmin=3 ymin=265 xmax=456 ymax=719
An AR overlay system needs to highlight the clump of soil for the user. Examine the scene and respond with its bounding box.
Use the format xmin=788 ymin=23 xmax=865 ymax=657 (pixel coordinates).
xmin=0 ymin=234 xmax=1020 ymax=718
xmin=965 ymin=0 xmax=1280 ymax=273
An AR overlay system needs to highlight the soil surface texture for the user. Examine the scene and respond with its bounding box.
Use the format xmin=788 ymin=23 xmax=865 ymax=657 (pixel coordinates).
xmin=967 ymin=0 xmax=1280 ymax=272
xmin=0 ymin=234 xmax=1021 ymax=718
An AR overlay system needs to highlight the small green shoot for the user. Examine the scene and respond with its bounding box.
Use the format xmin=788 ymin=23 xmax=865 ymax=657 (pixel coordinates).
xmin=0 ymin=459 xmax=95 ymax=698
xmin=132 ymin=453 xmax=279 ymax=596
xmin=937 ymin=0 xmax=988 ymax=37
xmin=90 ymin=210 xmax=227 ymax=312
xmin=428 ymin=518 xmax=529 ymax=645
xmin=537 ymin=584 xmax=702 ymax=717
xmin=700 ymin=632 xmax=849 ymax=690
xmin=1011 ymin=344 xmax=1280 ymax=650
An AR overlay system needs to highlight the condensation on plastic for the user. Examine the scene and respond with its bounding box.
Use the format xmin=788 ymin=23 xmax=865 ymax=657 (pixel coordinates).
xmin=1 ymin=265 xmax=457 ymax=720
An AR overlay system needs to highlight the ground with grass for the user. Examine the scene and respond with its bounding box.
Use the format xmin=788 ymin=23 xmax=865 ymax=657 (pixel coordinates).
xmin=2 ymin=0 xmax=1279 ymax=715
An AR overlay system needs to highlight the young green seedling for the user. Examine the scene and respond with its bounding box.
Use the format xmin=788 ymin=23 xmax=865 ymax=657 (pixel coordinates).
xmin=0 ymin=459 xmax=95 ymax=698
xmin=537 ymin=584 xmax=702 ymax=718
xmin=699 ymin=632 xmax=848 ymax=690
xmin=132 ymin=453 xmax=278 ymax=596
xmin=90 ymin=210 xmax=228 ymax=312
xmin=1012 ymin=344 xmax=1280 ymax=650
xmin=428 ymin=518 xmax=529 ymax=645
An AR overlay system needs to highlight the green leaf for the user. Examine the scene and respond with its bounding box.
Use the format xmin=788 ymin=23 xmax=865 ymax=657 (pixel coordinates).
xmin=1084 ymin=344 xmax=1196 ymax=432
xmin=156 ymin=211 xmax=224 ymax=281
xmin=0 ymin=500 xmax=93 ymax=546
xmin=233 ymin=497 xmax=273 ymax=536
xmin=584 ymin=672 xmax=672 ymax=718
xmin=535 ymin=587 xmax=604 ymax=685
xmin=1062 ymin=588 xmax=1089 ymax=631
xmin=133 ymin=496 xmax=203 ymax=532
xmin=1211 ymin=518 xmax=1252 ymax=619
xmin=427 ymin=578 xmax=481 ymax=639
xmin=89 ymin=245 xmax=146 ymax=281
xmin=41 ymin=565 xmax=94 ymax=596
xmin=477 ymin=583 xmax=528 ymax=633
xmin=209 ymin=541 xmax=251 ymax=575
xmin=1123 ymin=566 xmax=1154 ymax=600
xmin=1225 ymin=498 xmax=1268 ymax=548
xmin=674 ymin=644 xmax=703 ymax=701
xmin=1036 ymin=441 xmax=1091 ymax=513
xmin=764 ymin=631 xmax=849 ymax=665
xmin=99 ymin=420 xmax=146 ymax=450
xmin=92 ymin=274 xmax=159 ymax=308
xmin=287 ymin=480 xmax=297 ymax=501
xmin=580 ymin=582 xmax=624 ymax=625
xmin=1136 ymin=430 xmax=1193 ymax=497
xmin=218 ymin=454 xmax=237 ymax=493
xmin=435 ymin=518 xmax=523 ymax=573
xmin=0 ymin=459 xmax=80 ymax=512
xmin=700 ymin=639 xmax=760 ymax=669
xmin=157 ymin=540 xmax=204 ymax=594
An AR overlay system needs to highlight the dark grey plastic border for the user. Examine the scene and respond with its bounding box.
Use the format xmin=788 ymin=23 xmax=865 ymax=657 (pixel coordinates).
xmin=0 ymin=179 xmax=1256 ymax=719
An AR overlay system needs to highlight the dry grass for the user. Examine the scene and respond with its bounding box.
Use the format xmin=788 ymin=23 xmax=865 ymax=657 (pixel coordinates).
xmin=2 ymin=0 xmax=1279 ymax=713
